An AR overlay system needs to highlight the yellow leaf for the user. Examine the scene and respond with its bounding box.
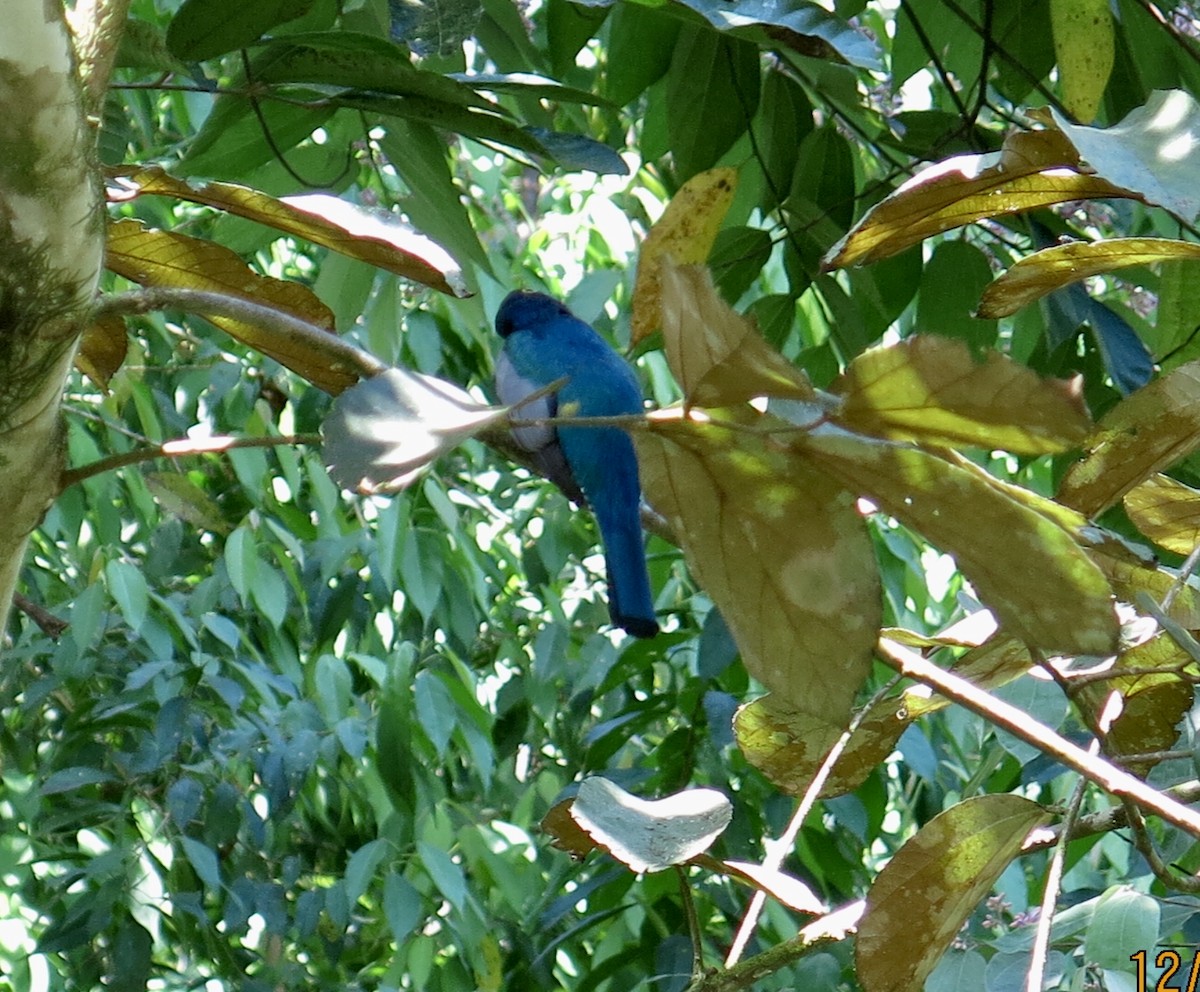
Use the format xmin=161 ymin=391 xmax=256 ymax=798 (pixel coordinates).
xmin=75 ymin=313 xmax=128 ymax=390
xmin=660 ymin=262 xmax=815 ymax=407
xmin=978 ymin=237 xmax=1200 ymax=318
xmin=794 ymin=431 xmax=1119 ymax=656
xmin=636 ymin=413 xmax=879 ymax=717
xmin=1059 ymin=360 xmax=1200 ymax=516
xmin=105 ymin=218 xmax=354 ymax=394
xmin=1051 ymin=0 xmax=1115 ymax=123
xmin=823 ymin=130 xmax=1133 ymax=270
xmin=857 ymin=796 xmax=1050 ymax=992
xmin=1124 ymin=474 xmax=1200 ymax=555
xmin=631 ymin=167 xmax=738 ymax=342
xmin=834 ymin=336 xmax=1090 ymax=453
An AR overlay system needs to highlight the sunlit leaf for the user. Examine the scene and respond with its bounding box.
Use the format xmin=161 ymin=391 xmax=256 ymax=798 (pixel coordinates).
xmin=1050 ymin=0 xmax=1114 ymax=122
xmin=833 ymin=336 xmax=1090 ymax=453
xmin=857 ymin=796 xmax=1050 ymax=992
xmin=631 ymin=167 xmax=738 ymax=343
xmin=659 ymin=262 xmax=815 ymax=407
xmin=568 ymin=777 xmax=733 ymax=874
xmin=794 ymin=429 xmax=1118 ymax=656
xmin=1052 ymin=89 xmax=1200 ymax=222
xmin=733 ymin=697 xmax=849 ymax=796
xmin=1124 ymin=474 xmax=1200 ymax=555
xmin=710 ymin=857 xmax=827 ymax=914
xmin=823 ymin=130 xmax=1133 ymax=270
xmin=1059 ymin=360 xmax=1200 ymax=516
xmin=104 ymin=218 xmax=354 ymax=393
xmin=108 ymin=167 xmax=467 ymax=296
xmin=637 ymin=413 xmax=880 ymax=715
xmin=75 ymin=313 xmax=128 ymax=390
xmin=978 ymin=238 xmax=1200 ymax=318
xmin=322 ymin=368 xmax=507 ymax=494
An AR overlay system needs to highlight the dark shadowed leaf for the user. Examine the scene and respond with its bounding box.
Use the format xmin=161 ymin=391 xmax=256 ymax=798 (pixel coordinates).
xmin=322 ymin=368 xmax=507 ymax=493
xmin=1059 ymin=360 xmax=1200 ymax=515
xmin=637 ymin=413 xmax=880 ymax=715
xmin=833 ymin=336 xmax=1090 ymax=453
xmin=568 ymin=777 xmax=732 ymax=873
xmin=857 ymin=795 xmax=1049 ymax=992
xmin=166 ymin=0 xmax=313 ymax=61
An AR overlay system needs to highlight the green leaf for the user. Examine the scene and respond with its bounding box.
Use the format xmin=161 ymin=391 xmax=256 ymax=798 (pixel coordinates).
xmin=568 ymin=777 xmax=733 ymax=873
xmin=105 ymin=560 xmax=149 ymax=631
xmin=416 ymin=840 xmax=466 ymax=910
xmin=344 ymin=839 xmax=389 ymax=905
xmin=916 ymin=241 xmax=997 ymax=343
xmin=832 ymin=336 xmax=1091 ymax=453
xmin=383 ymin=872 xmax=424 ymax=945
xmin=41 ymin=766 xmax=117 ymax=795
xmin=166 ymin=0 xmax=314 ymax=61
xmin=1052 ymin=89 xmax=1200 ymax=222
xmin=181 ymin=836 xmax=223 ymax=889
xmin=857 ymin=795 xmax=1050 ymax=992
xmin=1083 ymin=886 xmax=1160 ymax=971
xmin=413 ymin=669 xmax=457 ymax=757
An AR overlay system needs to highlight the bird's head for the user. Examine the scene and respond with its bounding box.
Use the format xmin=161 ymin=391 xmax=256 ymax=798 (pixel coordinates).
xmin=495 ymin=290 xmax=573 ymax=338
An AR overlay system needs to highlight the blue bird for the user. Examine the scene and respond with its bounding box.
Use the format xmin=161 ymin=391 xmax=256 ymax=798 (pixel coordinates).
xmin=494 ymin=290 xmax=659 ymax=639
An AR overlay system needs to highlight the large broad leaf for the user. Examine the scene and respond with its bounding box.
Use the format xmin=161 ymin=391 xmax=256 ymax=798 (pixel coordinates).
xmin=636 ymin=414 xmax=880 ymax=717
xmin=832 ymin=336 xmax=1090 ymax=454
xmin=822 ymin=129 xmax=1134 ymax=270
xmin=567 ymin=778 xmax=732 ymax=874
xmin=109 ymin=167 xmax=466 ymax=296
xmin=659 ymin=262 xmax=815 ymax=406
xmin=104 ymin=218 xmax=355 ymax=393
xmin=166 ymin=0 xmax=313 ymax=61
xmin=322 ymin=369 xmax=507 ymax=493
xmin=1059 ymin=360 xmax=1200 ymax=516
xmin=978 ymin=237 xmax=1200 ymax=318
xmin=857 ymin=796 xmax=1050 ymax=992
xmin=632 ymin=168 xmax=738 ymax=343
xmin=793 ymin=429 xmax=1119 ymax=656
xmin=1052 ymin=89 xmax=1200 ymax=223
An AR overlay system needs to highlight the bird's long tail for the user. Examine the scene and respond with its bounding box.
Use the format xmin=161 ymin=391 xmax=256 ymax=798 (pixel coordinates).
xmin=592 ymin=494 xmax=658 ymax=639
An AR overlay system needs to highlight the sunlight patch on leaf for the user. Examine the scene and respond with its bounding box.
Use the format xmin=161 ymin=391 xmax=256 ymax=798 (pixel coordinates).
xmin=660 ymin=262 xmax=815 ymax=407
xmin=978 ymin=238 xmax=1200 ymax=318
xmin=1050 ymin=0 xmax=1114 ymax=123
xmin=637 ymin=413 xmax=880 ymax=716
xmin=1059 ymin=360 xmax=1200 ymax=516
xmin=1052 ymin=89 xmax=1200 ymax=222
xmin=857 ymin=795 xmax=1049 ymax=992
xmin=568 ymin=778 xmax=732 ymax=874
xmin=833 ymin=336 xmax=1089 ymax=453
xmin=631 ymin=167 xmax=737 ymax=343
xmin=322 ymin=369 xmax=507 ymax=493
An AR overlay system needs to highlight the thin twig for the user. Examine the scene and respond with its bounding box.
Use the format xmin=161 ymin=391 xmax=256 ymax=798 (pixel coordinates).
xmin=724 ymin=676 xmax=902 ymax=967
xmin=677 ymin=865 xmax=705 ymax=978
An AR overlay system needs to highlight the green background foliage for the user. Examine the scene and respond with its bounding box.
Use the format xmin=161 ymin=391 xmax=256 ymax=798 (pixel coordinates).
xmin=8 ymin=1 xmax=1200 ymax=990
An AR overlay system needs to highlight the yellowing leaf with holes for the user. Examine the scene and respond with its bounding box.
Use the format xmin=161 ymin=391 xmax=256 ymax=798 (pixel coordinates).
xmin=108 ymin=167 xmax=467 ymax=295
xmin=793 ymin=430 xmax=1118 ymax=656
xmin=1059 ymin=360 xmax=1200 ymax=516
xmin=105 ymin=219 xmax=354 ymax=394
xmin=823 ymin=129 xmax=1132 ymax=270
xmin=833 ymin=336 xmax=1089 ymax=453
xmin=1124 ymin=474 xmax=1200 ymax=555
xmin=660 ymin=262 xmax=814 ymax=407
xmin=978 ymin=238 xmax=1200 ymax=318
xmin=568 ymin=778 xmax=732 ymax=874
xmin=1051 ymin=0 xmax=1114 ymax=122
xmin=636 ymin=412 xmax=879 ymax=717
xmin=631 ymin=167 xmax=737 ymax=342
xmin=857 ymin=796 xmax=1050 ymax=992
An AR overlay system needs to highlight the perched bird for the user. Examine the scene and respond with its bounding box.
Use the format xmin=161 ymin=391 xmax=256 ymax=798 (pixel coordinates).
xmin=494 ymin=290 xmax=659 ymax=638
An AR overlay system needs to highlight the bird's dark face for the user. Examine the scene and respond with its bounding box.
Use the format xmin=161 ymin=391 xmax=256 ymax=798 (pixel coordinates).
xmin=495 ymin=290 xmax=573 ymax=338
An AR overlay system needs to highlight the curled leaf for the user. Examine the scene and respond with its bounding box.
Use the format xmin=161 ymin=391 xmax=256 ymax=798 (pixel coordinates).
xmin=322 ymin=368 xmax=507 ymax=493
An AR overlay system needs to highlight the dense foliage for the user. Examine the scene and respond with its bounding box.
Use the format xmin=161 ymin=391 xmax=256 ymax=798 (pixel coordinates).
xmin=6 ymin=1 xmax=1200 ymax=990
